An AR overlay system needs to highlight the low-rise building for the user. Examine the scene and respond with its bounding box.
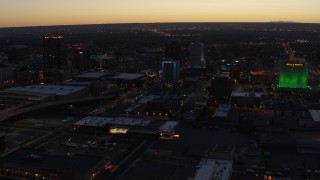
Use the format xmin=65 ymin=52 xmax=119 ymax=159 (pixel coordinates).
xmin=212 ymin=104 xmax=231 ymax=121
xmin=231 ymin=91 xmax=263 ymax=107
xmin=194 ymin=158 xmax=232 ymax=180
xmin=1 ymin=84 xmax=89 ymax=101
xmin=158 ymin=121 xmax=180 ymax=139
xmin=209 ymin=74 xmax=233 ymax=100
xmin=0 ymin=64 xmax=13 ymax=83
xmin=74 ymin=116 xmax=154 ymax=134
xmin=0 ymin=148 xmax=107 ymax=180
xmin=300 ymin=109 xmax=320 ymax=128
xmin=207 ymin=144 xmax=235 ymax=160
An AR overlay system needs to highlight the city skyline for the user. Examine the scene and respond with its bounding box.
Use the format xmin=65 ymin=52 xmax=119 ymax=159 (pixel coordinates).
xmin=1 ymin=0 xmax=320 ymax=28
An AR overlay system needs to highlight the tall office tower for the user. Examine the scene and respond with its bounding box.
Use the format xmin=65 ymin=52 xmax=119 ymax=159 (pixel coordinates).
xmin=209 ymin=74 xmax=233 ymax=99
xmin=189 ymin=42 xmax=205 ymax=67
xmin=278 ymin=57 xmax=308 ymax=89
xmin=164 ymin=41 xmax=182 ymax=60
xmin=162 ymin=59 xmax=180 ymax=84
xmin=0 ymin=132 xmax=5 ymax=152
xmin=7 ymin=45 xmax=29 ymax=64
xmin=72 ymin=43 xmax=90 ymax=71
xmin=43 ymin=33 xmax=67 ymax=69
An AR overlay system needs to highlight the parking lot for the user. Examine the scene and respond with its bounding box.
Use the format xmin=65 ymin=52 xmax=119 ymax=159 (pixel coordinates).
xmin=39 ymin=133 xmax=143 ymax=164
xmin=0 ymin=127 xmax=46 ymax=149
xmin=12 ymin=113 xmax=75 ymax=130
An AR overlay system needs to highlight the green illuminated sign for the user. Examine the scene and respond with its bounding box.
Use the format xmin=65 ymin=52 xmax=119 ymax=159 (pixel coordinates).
xmin=278 ymin=63 xmax=308 ymax=89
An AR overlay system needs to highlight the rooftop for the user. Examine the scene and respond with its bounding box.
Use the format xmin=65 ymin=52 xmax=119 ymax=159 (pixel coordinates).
xmin=74 ymin=116 xmax=153 ymax=127
xmin=309 ymin=109 xmax=320 ymax=122
xmin=124 ymin=105 xmax=141 ymax=112
xmin=139 ymin=95 xmax=160 ymax=104
xmin=208 ymin=144 xmax=234 ymax=154
xmin=213 ymin=104 xmax=231 ymax=118
xmin=194 ymin=159 xmax=232 ymax=180
xmin=9 ymin=45 xmax=28 ymax=49
xmin=231 ymin=92 xmax=263 ymax=98
xmin=3 ymin=85 xmax=88 ymax=96
xmin=108 ymin=73 xmax=145 ymax=81
xmin=0 ymin=148 xmax=105 ymax=174
xmin=288 ymin=55 xmax=306 ymax=63
xmin=73 ymin=72 xmax=109 ymax=79
xmin=212 ymin=74 xmax=231 ymax=79
xmin=159 ymin=121 xmax=179 ymax=133
xmin=74 ymin=116 xmax=113 ymax=127
xmin=90 ymin=55 xmax=112 ymax=61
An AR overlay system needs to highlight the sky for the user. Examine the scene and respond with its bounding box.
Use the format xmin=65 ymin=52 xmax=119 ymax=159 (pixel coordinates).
xmin=1 ymin=0 xmax=320 ymax=27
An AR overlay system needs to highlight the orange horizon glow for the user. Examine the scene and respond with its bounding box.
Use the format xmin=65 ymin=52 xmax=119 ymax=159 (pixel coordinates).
xmin=1 ymin=0 xmax=320 ymax=28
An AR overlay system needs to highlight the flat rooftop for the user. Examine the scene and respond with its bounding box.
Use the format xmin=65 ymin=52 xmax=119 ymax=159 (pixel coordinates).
xmin=74 ymin=116 xmax=114 ymax=127
xmin=194 ymin=159 xmax=232 ymax=180
xmin=90 ymin=55 xmax=112 ymax=61
xmin=108 ymin=73 xmax=145 ymax=81
xmin=159 ymin=121 xmax=179 ymax=133
xmin=0 ymin=148 xmax=105 ymax=174
xmin=73 ymin=72 xmax=109 ymax=79
xmin=3 ymin=85 xmax=88 ymax=96
xmin=208 ymin=144 xmax=234 ymax=154
xmin=231 ymin=92 xmax=263 ymax=98
xmin=213 ymin=104 xmax=231 ymax=118
xmin=124 ymin=105 xmax=141 ymax=112
xmin=309 ymin=109 xmax=320 ymax=122
xmin=212 ymin=74 xmax=231 ymax=79
xmin=74 ymin=116 xmax=153 ymax=127
xmin=139 ymin=95 xmax=161 ymax=104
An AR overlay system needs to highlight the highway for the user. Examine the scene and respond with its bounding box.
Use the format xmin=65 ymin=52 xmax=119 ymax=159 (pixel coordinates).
xmin=0 ymin=95 xmax=115 ymax=123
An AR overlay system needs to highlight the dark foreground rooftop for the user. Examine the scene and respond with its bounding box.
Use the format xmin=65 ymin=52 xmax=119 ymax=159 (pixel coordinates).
xmin=0 ymin=148 xmax=105 ymax=174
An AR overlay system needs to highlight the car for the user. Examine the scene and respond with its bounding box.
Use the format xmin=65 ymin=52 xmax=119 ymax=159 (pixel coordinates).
xmin=249 ymin=165 xmax=258 ymax=169
xmin=283 ymin=167 xmax=290 ymax=171
xmin=313 ymin=170 xmax=320 ymax=174
xmin=305 ymin=170 xmax=312 ymax=174
xmin=274 ymin=172 xmax=283 ymax=176
xmin=266 ymin=171 xmax=273 ymax=175
xmin=246 ymin=169 xmax=255 ymax=174
xmin=81 ymin=144 xmax=89 ymax=148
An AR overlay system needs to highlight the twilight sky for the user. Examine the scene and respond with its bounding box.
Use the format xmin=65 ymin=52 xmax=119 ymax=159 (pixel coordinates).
xmin=1 ymin=0 xmax=319 ymax=27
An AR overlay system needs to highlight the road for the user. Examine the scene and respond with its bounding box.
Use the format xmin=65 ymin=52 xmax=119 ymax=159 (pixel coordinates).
xmin=0 ymin=95 xmax=115 ymax=123
xmin=98 ymin=138 xmax=154 ymax=180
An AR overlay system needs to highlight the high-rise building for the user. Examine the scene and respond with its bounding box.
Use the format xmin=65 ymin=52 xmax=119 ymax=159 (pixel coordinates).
xmin=43 ymin=33 xmax=67 ymax=69
xmin=162 ymin=59 xmax=180 ymax=84
xmin=72 ymin=43 xmax=90 ymax=71
xmin=0 ymin=64 xmax=13 ymax=83
xmin=189 ymin=42 xmax=205 ymax=67
xmin=7 ymin=45 xmax=29 ymax=64
xmin=278 ymin=57 xmax=308 ymax=89
xmin=165 ymin=41 xmax=182 ymax=60
xmin=0 ymin=132 xmax=6 ymax=152
xmin=209 ymin=74 xmax=233 ymax=100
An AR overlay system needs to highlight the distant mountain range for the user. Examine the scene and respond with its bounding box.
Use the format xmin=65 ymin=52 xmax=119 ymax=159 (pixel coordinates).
xmin=268 ymin=21 xmax=300 ymax=23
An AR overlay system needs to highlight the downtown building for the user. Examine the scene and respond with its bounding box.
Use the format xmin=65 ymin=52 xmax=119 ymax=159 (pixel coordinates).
xmin=162 ymin=59 xmax=180 ymax=86
xmin=189 ymin=42 xmax=205 ymax=67
xmin=43 ymin=33 xmax=67 ymax=69
xmin=278 ymin=56 xmax=308 ymax=89
xmin=164 ymin=41 xmax=182 ymax=60
xmin=72 ymin=43 xmax=90 ymax=71
xmin=209 ymin=74 xmax=233 ymax=100
xmin=7 ymin=45 xmax=30 ymax=64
